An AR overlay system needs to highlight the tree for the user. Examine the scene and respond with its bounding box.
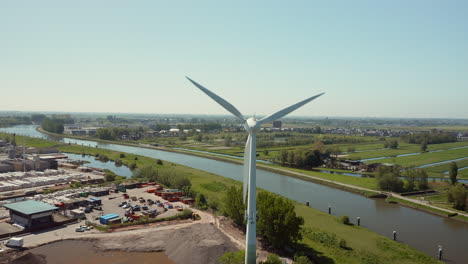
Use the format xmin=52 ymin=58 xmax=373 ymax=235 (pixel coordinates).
xmin=278 ymin=150 xmax=288 ymax=165
xmin=288 ymin=151 xmax=295 ymax=166
xmin=447 ymin=183 xmax=467 ymax=211
xmin=376 ymin=166 xmax=404 ymax=192
xmin=449 ymin=162 xmax=458 ymax=185
xmin=294 ymin=151 xmax=305 ymax=168
xmin=304 ymin=150 xmax=323 ymax=168
xmin=41 ymin=118 xmax=64 ymax=134
xmin=312 ymin=141 xmax=325 ymax=152
xmin=263 ymin=149 xmax=269 ymax=156
xmin=389 ymin=139 xmax=399 ymax=149
xmin=104 ymin=171 xmax=116 ymax=182
xmin=224 ymin=135 xmax=233 ymax=147
xmin=194 ymin=134 xmax=203 ymax=142
xmin=420 ymin=140 xmax=428 ymax=152
xmin=195 ymin=193 xmax=208 ymax=209
xmin=257 ymin=191 xmax=304 ymax=249
xmin=223 ymin=186 xmax=246 ymax=226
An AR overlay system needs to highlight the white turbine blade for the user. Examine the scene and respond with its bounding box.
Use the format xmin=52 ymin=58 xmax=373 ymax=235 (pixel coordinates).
xmin=259 ymin=93 xmax=324 ymax=124
xmin=243 ymin=134 xmax=251 ymax=204
xmin=186 ymin=77 xmax=245 ymax=121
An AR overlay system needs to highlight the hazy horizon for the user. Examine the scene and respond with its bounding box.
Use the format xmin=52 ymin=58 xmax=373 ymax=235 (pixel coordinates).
xmin=1 ymin=1 xmax=467 ymax=118
xmin=2 ymin=110 xmax=468 ymax=122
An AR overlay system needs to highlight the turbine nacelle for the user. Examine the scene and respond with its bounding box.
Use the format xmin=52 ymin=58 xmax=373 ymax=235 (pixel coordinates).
xmin=244 ymin=117 xmax=261 ymax=134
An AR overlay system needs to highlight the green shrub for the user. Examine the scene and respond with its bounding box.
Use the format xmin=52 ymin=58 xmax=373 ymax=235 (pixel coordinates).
xmin=261 ymin=254 xmax=282 ymax=264
xmin=339 ymin=239 xmax=348 ymax=249
xmin=340 ymin=215 xmax=351 ymax=225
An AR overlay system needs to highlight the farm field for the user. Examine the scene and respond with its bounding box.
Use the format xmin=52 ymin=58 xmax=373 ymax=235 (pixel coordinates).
xmin=424 ymin=159 xmax=468 ymax=179
xmin=346 ymin=142 xmax=468 ymax=161
xmin=375 ymin=147 xmax=468 ymax=168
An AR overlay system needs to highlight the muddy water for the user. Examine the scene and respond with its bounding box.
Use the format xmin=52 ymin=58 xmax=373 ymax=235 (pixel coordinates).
xmin=29 ymin=240 xmax=174 ymax=264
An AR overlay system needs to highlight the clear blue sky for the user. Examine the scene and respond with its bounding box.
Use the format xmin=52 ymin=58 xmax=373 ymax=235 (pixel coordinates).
xmin=1 ymin=1 xmax=467 ymax=118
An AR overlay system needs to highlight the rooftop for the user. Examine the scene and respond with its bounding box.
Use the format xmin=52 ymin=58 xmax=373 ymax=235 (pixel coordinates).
xmin=3 ymin=200 xmax=58 ymax=215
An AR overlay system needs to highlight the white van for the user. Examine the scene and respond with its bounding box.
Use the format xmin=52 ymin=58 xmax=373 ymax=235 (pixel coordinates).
xmin=6 ymin=237 xmax=24 ymax=247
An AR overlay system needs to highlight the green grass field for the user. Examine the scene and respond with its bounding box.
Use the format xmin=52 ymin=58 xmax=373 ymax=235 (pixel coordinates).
xmin=346 ymin=142 xmax=468 ymax=161
xmin=375 ymin=147 xmax=468 ymax=168
xmin=424 ymin=159 xmax=468 ymax=179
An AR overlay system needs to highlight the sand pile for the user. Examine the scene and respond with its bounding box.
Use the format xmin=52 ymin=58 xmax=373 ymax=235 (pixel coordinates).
xmin=0 ymin=252 xmax=46 ymax=264
xmin=96 ymin=223 xmax=239 ymax=264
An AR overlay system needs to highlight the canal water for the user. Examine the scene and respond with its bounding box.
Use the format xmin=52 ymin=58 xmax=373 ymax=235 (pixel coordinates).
xmin=64 ymin=153 xmax=133 ymax=178
xmin=2 ymin=125 xmax=468 ymax=263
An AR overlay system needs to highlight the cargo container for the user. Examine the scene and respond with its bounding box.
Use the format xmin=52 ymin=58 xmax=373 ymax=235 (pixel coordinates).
xmin=167 ymin=196 xmax=180 ymax=202
xmin=180 ymin=197 xmax=194 ymax=204
xmin=108 ymin=217 xmax=122 ymax=225
xmin=99 ymin=214 xmax=119 ymax=225
xmin=146 ymin=188 xmax=157 ymax=193
xmin=118 ymin=185 xmax=126 ymax=193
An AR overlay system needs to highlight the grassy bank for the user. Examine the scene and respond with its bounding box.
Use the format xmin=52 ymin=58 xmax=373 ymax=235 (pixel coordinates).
xmin=386 ymin=196 xmax=468 ymax=223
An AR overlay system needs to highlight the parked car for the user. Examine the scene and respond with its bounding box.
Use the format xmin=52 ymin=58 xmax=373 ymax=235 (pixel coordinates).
xmin=75 ymin=227 xmax=85 ymax=232
xmin=147 ymin=199 xmax=154 ymax=205
xmin=123 ymin=204 xmax=131 ymax=209
xmin=133 ymin=205 xmax=141 ymax=211
xmin=118 ymin=201 xmax=127 ymax=207
xmin=142 ymin=205 xmax=149 ymax=210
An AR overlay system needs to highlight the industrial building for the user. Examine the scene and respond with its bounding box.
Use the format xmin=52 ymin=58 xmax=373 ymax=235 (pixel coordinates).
xmin=3 ymin=200 xmax=59 ymax=229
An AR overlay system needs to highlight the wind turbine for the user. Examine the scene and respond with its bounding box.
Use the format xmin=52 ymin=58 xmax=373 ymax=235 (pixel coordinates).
xmin=186 ymin=77 xmax=324 ymax=264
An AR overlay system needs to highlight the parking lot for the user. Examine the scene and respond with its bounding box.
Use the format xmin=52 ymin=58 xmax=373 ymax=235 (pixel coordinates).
xmin=84 ymin=186 xmax=191 ymax=225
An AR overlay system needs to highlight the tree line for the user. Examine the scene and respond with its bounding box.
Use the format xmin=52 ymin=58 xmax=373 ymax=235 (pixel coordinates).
xmin=401 ymin=132 xmax=457 ymax=144
xmin=41 ymin=118 xmax=65 ymax=134
xmin=276 ymin=149 xmax=324 ymax=168
xmin=375 ymin=166 xmax=428 ymax=193
xmin=96 ymin=127 xmax=145 ymax=141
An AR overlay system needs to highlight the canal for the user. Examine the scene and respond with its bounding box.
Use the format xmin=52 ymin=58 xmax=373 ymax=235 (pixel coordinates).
xmin=2 ymin=125 xmax=468 ymax=263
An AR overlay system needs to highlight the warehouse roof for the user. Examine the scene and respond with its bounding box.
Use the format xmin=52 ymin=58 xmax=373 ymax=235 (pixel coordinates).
xmin=3 ymin=200 xmax=58 ymax=215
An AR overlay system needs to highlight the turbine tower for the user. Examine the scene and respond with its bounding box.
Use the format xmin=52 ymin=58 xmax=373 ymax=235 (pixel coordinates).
xmin=186 ymin=77 xmax=324 ymax=264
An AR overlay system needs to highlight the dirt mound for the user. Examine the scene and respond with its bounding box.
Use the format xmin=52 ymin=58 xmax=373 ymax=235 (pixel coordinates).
xmin=97 ymin=223 xmax=239 ymax=264
xmin=0 ymin=252 xmax=46 ymax=264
